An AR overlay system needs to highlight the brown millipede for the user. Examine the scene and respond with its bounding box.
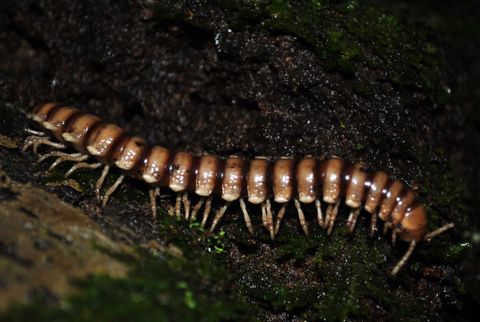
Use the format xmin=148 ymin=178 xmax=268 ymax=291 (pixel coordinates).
xmin=22 ymin=102 xmax=454 ymax=275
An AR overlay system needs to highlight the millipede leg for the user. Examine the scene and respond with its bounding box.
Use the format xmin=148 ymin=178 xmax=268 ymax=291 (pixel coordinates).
xmin=175 ymin=193 xmax=182 ymax=217
xmin=274 ymin=203 xmax=288 ymax=236
xmin=65 ymin=162 xmax=102 ymax=177
xmin=261 ymin=202 xmax=268 ymax=229
xmin=370 ymin=212 xmax=378 ymax=237
xmin=326 ymin=200 xmax=340 ymax=235
xmin=149 ymin=187 xmax=160 ymax=220
xmin=182 ymin=192 xmax=191 ymax=220
xmin=200 ymin=196 xmax=213 ymax=228
xmin=383 ymin=222 xmax=392 ymax=235
xmin=265 ymin=199 xmax=274 ymax=240
xmin=316 ymin=199 xmax=325 ymax=229
xmin=391 ymin=240 xmax=416 ymax=276
xmin=425 ymin=223 xmax=455 ymax=241
xmin=22 ymin=135 xmax=66 ymax=154
xmin=240 ymin=198 xmax=254 ymax=235
xmin=191 ymin=197 xmax=206 ymax=221
xmin=25 ymin=128 xmax=46 ymax=136
xmin=38 ymin=151 xmax=88 ymax=171
xmin=38 ymin=151 xmax=82 ymax=163
xmin=391 ymin=228 xmax=401 ymax=247
xmin=294 ymin=199 xmax=309 ymax=236
xmin=49 ymin=154 xmax=88 ymax=171
xmin=325 ymin=203 xmax=332 ymax=229
xmin=95 ymin=165 xmax=110 ymax=201
xmin=101 ymin=175 xmax=124 ymax=208
xmin=210 ymin=202 xmax=231 ymax=232
xmin=346 ymin=207 xmax=361 ymax=233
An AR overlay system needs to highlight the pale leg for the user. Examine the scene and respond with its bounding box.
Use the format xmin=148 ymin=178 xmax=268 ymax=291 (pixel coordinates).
xmin=175 ymin=193 xmax=182 ymax=217
xmin=25 ymin=128 xmax=46 ymax=136
xmin=346 ymin=207 xmax=361 ymax=233
xmin=265 ymin=199 xmax=274 ymax=240
xmin=261 ymin=201 xmax=268 ymax=229
xmin=182 ymin=192 xmax=190 ymax=220
xmin=425 ymin=223 xmax=455 ymax=241
xmin=316 ymin=199 xmax=324 ymax=229
xmin=191 ymin=197 xmax=206 ymax=221
xmin=383 ymin=221 xmax=392 ymax=235
xmin=37 ymin=151 xmax=88 ymax=171
xmin=149 ymin=187 xmax=160 ymax=219
xmin=370 ymin=212 xmax=378 ymax=237
xmin=325 ymin=202 xmax=332 ymax=229
xmin=101 ymin=175 xmax=125 ymax=207
xmin=294 ymin=199 xmax=309 ymax=236
xmin=240 ymin=198 xmax=254 ymax=235
xmin=326 ymin=200 xmax=340 ymax=235
xmin=391 ymin=228 xmax=403 ymax=247
xmin=95 ymin=165 xmax=110 ymax=200
xmin=210 ymin=202 xmax=231 ymax=232
xmin=65 ymin=162 xmax=102 ymax=177
xmin=391 ymin=241 xmax=416 ymax=276
xmin=22 ymin=135 xmax=66 ymax=154
xmin=274 ymin=202 xmax=288 ymax=236
xmin=200 ymin=196 xmax=213 ymax=228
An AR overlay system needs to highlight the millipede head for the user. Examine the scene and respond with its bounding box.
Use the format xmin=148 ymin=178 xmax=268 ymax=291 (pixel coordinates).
xmin=397 ymin=203 xmax=428 ymax=242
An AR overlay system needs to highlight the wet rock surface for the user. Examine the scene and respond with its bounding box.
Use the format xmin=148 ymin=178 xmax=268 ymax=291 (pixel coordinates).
xmin=0 ymin=170 xmax=130 ymax=311
xmin=0 ymin=0 xmax=477 ymax=320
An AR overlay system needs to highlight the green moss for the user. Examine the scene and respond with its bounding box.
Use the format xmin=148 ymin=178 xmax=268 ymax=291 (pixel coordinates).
xmin=146 ymin=0 xmax=447 ymax=105
xmin=202 ymin=0 xmax=442 ymax=89
xmin=229 ymin=216 xmax=440 ymax=320
xmin=311 ymin=229 xmax=379 ymax=320
xmin=445 ymin=242 xmax=472 ymax=260
xmin=1 ymin=216 xmax=259 ymax=322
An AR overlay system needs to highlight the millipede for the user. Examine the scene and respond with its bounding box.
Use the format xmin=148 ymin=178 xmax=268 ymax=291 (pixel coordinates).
xmin=22 ymin=102 xmax=454 ymax=275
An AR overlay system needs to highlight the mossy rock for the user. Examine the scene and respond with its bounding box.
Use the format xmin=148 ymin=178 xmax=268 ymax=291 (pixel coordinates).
xmin=0 ymin=0 xmax=475 ymax=321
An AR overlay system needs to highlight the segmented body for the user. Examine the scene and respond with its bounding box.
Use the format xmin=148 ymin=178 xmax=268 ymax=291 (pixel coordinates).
xmin=23 ymin=103 xmax=454 ymax=275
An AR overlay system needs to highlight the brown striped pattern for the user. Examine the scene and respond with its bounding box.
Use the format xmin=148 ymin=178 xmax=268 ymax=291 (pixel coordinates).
xmin=30 ymin=103 xmax=429 ymax=242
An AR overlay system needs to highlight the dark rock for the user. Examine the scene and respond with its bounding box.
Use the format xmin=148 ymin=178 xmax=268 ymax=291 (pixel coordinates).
xmin=0 ymin=0 xmax=476 ymax=320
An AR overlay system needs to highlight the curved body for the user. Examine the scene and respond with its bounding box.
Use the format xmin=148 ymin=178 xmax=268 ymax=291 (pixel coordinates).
xmin=29 ymin=103 xmax=428 ymax=243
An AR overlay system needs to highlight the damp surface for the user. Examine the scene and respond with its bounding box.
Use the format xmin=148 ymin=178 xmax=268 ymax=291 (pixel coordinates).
xmin=0 ymin=0 xmax=477 ymax=321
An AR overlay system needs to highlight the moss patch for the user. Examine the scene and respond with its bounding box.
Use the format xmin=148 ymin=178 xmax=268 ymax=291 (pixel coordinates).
xmin=150 ymin=0 xmax=444 ymax=94
xmin=1 ymin=216 xmax=258 ymax=322
xmin=0 ymin=0 xmax=470 ymax=320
